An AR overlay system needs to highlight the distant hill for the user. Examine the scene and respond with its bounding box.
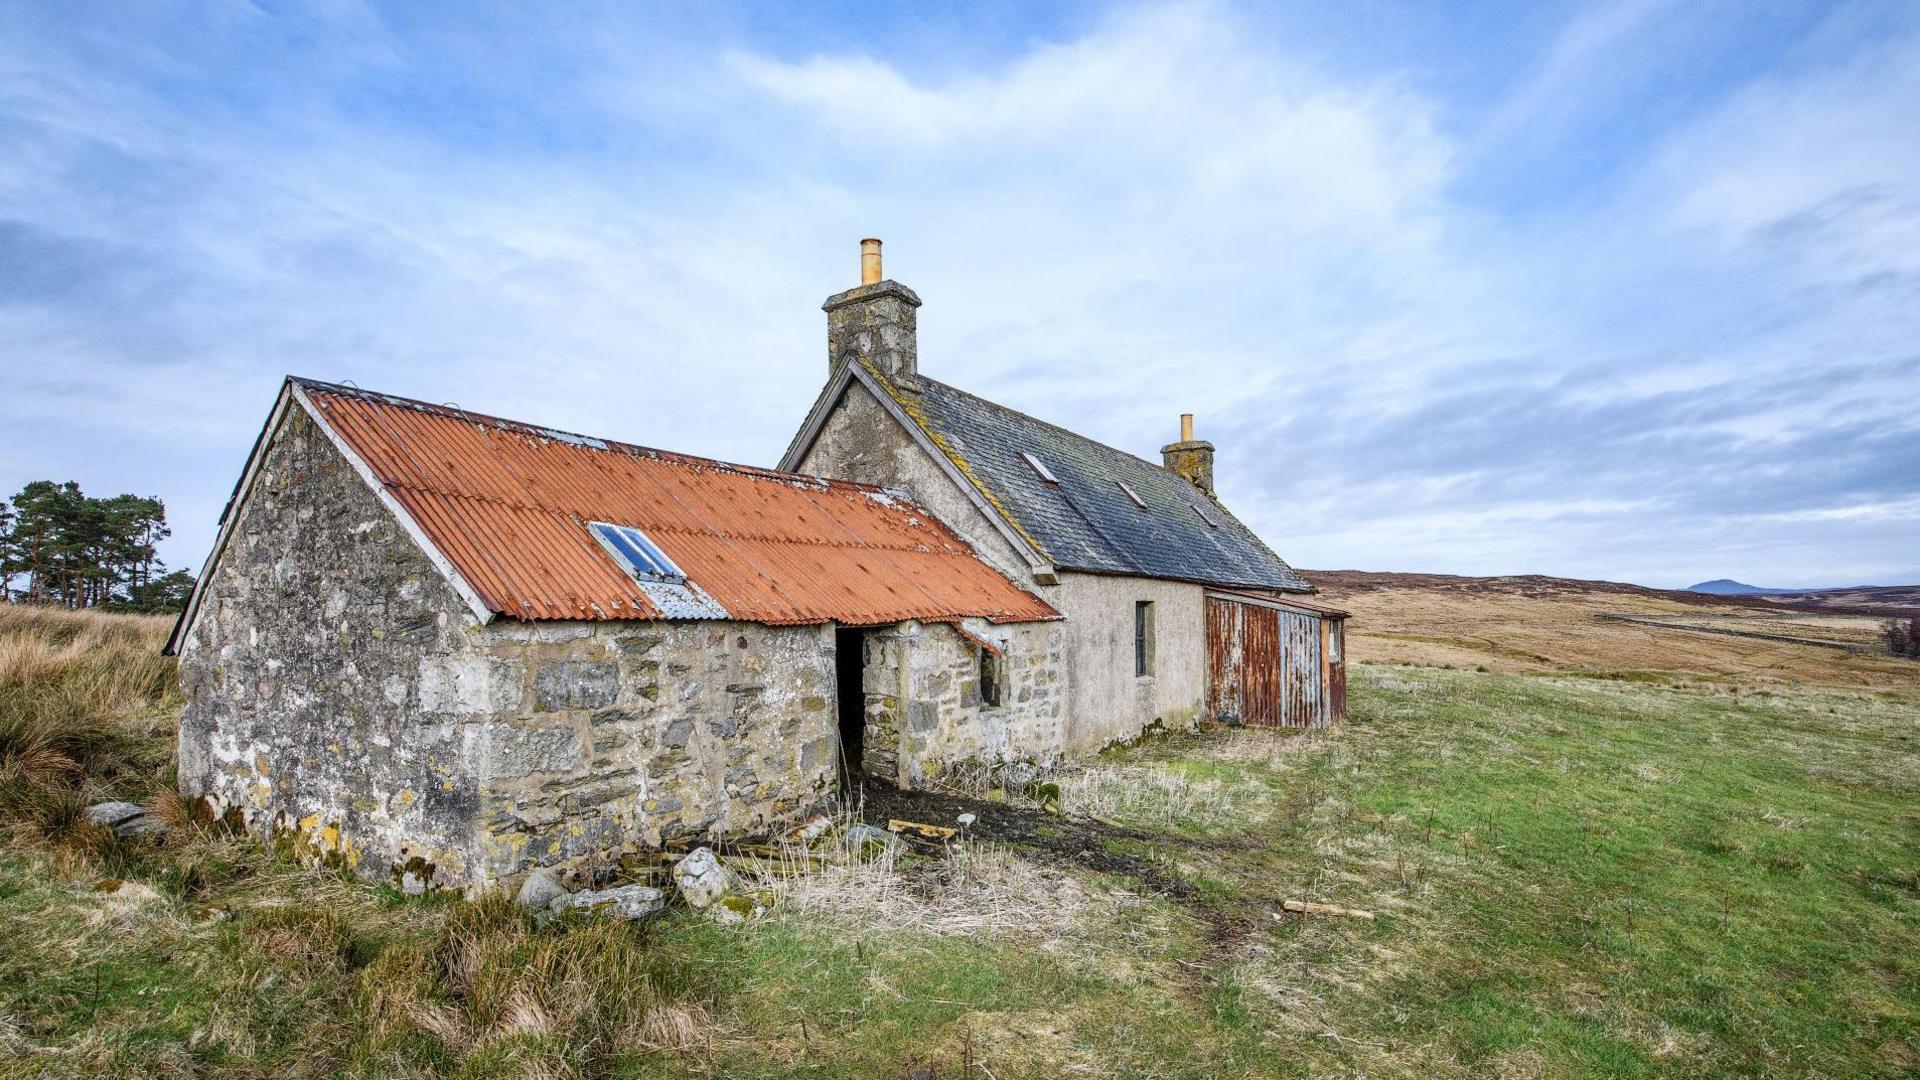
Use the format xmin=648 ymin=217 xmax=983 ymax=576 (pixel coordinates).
xmin=1303 ymin=570 xmax=1920 ymax=618
xmin=1688 ymin=579 xmax=1783 ymax=595
xmin=1296 ymin=569 xmax=1919 ymax=685
xmin=1755 ymin=585 xmax=1920 ymax=616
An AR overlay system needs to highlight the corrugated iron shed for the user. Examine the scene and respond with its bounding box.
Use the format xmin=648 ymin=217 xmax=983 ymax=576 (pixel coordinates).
xmin=295 ymin=378 xmax=1059 ymax=626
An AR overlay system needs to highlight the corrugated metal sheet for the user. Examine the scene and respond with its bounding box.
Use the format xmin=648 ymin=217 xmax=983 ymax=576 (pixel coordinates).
xmin=296 ymin=379 xmax=1060 ymax=626
xmin=1206 ymin=592 xmax=1345 ymax=727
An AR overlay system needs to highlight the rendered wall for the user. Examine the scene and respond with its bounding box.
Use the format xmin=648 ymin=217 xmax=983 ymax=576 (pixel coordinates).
xmin=1048 ymin=573 xmax=1209 ymax=751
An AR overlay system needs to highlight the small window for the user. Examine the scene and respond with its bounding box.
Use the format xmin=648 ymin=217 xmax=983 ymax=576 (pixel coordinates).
xmin=1192 ymin=503 xmax=1218 ymax=527
xmin=1134 ymin=601 xmax=1155 ymax=677
xmin=979 ymin=648 xmax=1003 ymax=707
xmin=1116 ymin=480 xmax=1148 ymax=509
xmin=1020 ymin=451 xmax=1060 ymax=484
xmin=589 ymin=521 xmax=687 ymax=584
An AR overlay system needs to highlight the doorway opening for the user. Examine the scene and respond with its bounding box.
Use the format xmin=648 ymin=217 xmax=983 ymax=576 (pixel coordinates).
xmin=834 ymin=626 xmax=869 ymax=795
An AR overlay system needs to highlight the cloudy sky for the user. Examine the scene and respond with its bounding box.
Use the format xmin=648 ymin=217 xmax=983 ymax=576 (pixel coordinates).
xmin=3 ymin=1 xmax=1916 ymax=590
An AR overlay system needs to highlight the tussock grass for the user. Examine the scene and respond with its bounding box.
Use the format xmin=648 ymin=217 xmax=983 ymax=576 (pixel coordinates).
xmin=4 ymin=608 xmax=1917 ymax=1076
xmin=0 ymin=605 xmax=176 ymax=834
xmin=1056 ymin=762 xmax=1256 ymax=832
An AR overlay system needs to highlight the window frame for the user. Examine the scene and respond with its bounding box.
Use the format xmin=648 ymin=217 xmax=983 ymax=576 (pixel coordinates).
xmin=1020 ymin=451 xmax=1061 ymax=484
xmin=588 ymin=521 xmax=688 ymax=585
xmin=1134 ymin=600 xmax=1155 ymax=678
xmin=978 ymin=646 xmax=1003 ymax=708
xmin=1116 ymin=480 xmax=1148 ymax=510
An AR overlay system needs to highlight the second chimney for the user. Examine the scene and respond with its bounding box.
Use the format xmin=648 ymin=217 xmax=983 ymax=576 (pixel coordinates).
xmin=824 ymin=238 xmax=922 ymax=385
xmin=1162 ymin=413 xmax=1216 ymax=497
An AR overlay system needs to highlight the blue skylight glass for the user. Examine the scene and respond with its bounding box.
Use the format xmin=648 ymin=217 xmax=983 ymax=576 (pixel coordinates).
xmin=589 ymin=521 xmax=687 ymax=584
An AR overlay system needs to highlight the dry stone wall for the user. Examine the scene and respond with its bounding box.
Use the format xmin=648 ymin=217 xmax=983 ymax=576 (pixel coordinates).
xmin=888 ymin=619 xmax=1068 ymax=786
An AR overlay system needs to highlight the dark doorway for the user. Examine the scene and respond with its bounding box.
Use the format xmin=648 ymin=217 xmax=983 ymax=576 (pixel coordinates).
xmin=834 ymin=627 xmax=868 ymax=793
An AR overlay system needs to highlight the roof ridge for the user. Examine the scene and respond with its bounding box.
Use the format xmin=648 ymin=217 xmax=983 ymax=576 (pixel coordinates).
xmin=293 ymin=376 xmax=905 ymax=497
xmin=901 ymin=373 xmax=1310 ymax=592
xmin=912 ymin=374 xmax=1185 ymax=480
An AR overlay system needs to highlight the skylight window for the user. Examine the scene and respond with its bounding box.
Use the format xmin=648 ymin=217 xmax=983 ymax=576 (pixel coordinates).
xmin=1116 ymin=480 xmax=1148 ymax=509
xmin=1020 ymin=451 xmax=1060 ymax=484
xmin=589 ymin=521 xmax=687 ymax=584
xmin=1192 ymin=503 xmax=1218 ymax=528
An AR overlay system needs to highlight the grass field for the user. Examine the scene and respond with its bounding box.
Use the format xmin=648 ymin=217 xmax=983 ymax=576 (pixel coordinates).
xmin=1 ymin=593 xmax=1916 ymax=1077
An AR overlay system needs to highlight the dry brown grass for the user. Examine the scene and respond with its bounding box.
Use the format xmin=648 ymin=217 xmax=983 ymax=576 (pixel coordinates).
xmin=1307 ymin=573 xmax=1918 ymax=688
xmin=737 ymin=833 xmax=1121 ymax=945
xmin=0 ymin=605 xmax=177 ymax=834
xmin=1055 ymin=763 xmax=1261 ymax=830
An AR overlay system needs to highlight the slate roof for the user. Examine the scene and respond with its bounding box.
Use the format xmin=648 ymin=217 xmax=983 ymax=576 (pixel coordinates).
xmin=888 ymin=375 xmax=1311 ymax=592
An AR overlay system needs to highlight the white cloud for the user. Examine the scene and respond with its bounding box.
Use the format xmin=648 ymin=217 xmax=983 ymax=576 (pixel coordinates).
xmin=0 ymin=1 xmax=1915 ymax=590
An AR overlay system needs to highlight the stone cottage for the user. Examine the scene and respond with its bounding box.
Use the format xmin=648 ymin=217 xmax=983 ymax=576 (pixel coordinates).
xmin=784 ymin=240 xmax=1347 ymax=743
xmin=167 ymin=240 xmax=1344 ymax=892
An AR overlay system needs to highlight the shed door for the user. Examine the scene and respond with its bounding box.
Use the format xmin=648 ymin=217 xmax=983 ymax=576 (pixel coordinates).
xmin=1207 ymin=595 xmax=1325 ymax=727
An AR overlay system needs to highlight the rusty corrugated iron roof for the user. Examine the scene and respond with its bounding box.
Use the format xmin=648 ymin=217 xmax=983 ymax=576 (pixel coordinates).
xmin=293 ymin=378 xmax=1059 ymax=626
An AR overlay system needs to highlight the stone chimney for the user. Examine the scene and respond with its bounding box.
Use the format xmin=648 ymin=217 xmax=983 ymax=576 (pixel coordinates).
xmin=824 ymin=238 xmax=922 ymax=386
xmin=1161 ymin=413 xmax=1215 ymax=496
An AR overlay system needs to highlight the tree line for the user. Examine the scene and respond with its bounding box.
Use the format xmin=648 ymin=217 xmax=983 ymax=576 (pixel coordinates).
xmin=1 ymin=481 xmax=195 ymax=613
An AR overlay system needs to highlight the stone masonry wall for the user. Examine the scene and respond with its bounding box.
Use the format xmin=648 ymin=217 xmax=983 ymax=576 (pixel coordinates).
xmin=177 ymin=405 xmax=488 ymax=889
xmin=797 ymin=380 xmax=1037 ymax=584
xmin=890 ymin=619 xmax=1067 ymax=786
xmin=467 ymin=620 xmax=839 ymax=884
xmin=179 ymin=403 xmax=842 ymax=891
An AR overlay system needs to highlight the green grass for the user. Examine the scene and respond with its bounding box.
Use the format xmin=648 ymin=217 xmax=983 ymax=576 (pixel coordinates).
xmin=2 ymin=607 xmax=1915 ymax=1077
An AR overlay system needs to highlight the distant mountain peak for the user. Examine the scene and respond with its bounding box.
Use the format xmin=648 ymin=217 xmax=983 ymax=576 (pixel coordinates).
xmin=1688 ymin=579 xmax=1779 ymax=595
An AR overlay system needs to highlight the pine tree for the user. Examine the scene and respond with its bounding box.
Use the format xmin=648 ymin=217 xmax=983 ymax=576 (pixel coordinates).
xmin=2 ymin=481 xmax=194 ymax=611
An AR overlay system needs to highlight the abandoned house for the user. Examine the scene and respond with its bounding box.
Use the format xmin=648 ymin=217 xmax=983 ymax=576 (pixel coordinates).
xmin=166 ymin=239 xmax=1345 ymax=891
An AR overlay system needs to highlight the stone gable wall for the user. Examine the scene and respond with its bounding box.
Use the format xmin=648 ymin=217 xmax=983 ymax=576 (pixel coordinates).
xmin=796 ymin=380 xmax=1037 ymax=584
xmin=177 ymin=404 xmax=489 ymax=888
xmin=177 ymin=404 xmax=841 ymax=891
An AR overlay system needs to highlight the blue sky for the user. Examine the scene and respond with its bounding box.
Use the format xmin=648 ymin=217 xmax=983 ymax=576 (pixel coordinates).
xmin=3 ymin=0 xmax=1916 ymax=589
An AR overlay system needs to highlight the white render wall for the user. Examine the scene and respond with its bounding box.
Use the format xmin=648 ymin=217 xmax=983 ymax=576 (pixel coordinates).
xmin=1049 ymin=572 xmax=1209 ymax=751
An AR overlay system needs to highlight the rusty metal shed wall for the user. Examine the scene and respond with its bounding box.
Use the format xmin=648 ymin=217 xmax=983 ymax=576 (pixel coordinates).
xmin=297 ymin=379 xmax=1059 ymax=626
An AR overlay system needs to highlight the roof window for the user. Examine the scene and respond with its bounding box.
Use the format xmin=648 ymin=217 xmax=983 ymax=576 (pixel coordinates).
xmin=1020 ymin=451 xmax=1060 ymax=484
xmin=1116 ymin=480 xmax=1148 ymax=509
xmin=1192 ymin=503 xmax=1218 ymax=527
xmin=589 ymin=521 xmax=687 ymax=584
